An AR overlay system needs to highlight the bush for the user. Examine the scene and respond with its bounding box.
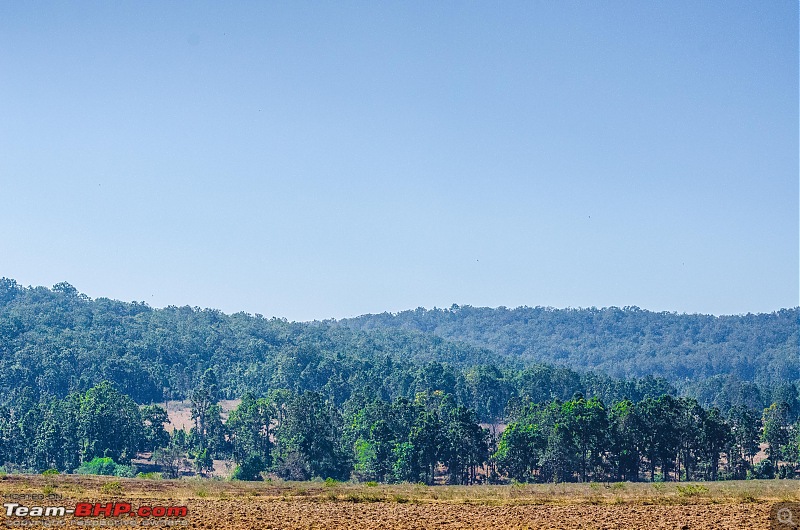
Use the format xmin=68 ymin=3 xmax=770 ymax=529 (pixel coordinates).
xmin=676 ymin=484 xmax=709 ymax=497
xmin=749 ymin=460 xmax=775 ymax=480
xmin=42 ymin=469 xmax=59 ymax=476
xmin=777 ymin=464 xmax=795 ymax=479
xmin=273 ymin=451 xmax=310 ymax=481
xmin=101 ymin=481 xmax=123 ymax=495
xmin=75 ymin=457 xmax=135 ymax=478
xmin=231 ymin=455 xmax=265 ymax=481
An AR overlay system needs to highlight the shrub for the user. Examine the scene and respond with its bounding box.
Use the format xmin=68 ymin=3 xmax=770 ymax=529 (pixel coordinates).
xmin=231 ymin=455 xmax=266 ymax=481
xmin=676 ymin=484 xmax=709 ymax=497
xmin=750 ymin=460 xmax=775 ymax=480
xmin=777 ymin=465 xmax=795 ymax=479
xmin=101 ymin=481 xmax=123 ymax=495
xmin=273 ymin=451 xmax=310 ymax=481
xmin=75 ymin=457 xmax=135 ymax=478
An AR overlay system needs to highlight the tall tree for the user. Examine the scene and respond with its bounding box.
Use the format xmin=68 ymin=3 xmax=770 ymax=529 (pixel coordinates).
xmin=190 ymin=368 xmax=219 ymax=452
xmin=762 ymin=402 xmax=791 ymax=464
xmin=77 ymin=382 xmax=142 ymax=464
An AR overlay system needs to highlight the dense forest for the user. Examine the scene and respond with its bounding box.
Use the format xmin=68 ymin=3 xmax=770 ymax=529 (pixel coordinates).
xmin=0 ymin=278 xmax=797 ymax=482
xmin=0 ymin=279 xmax=796 ymax=414
xmin=0 ymin=279 xmax=678 ymax=414
xmin=340 ymin=305 xmax=799 ymax=387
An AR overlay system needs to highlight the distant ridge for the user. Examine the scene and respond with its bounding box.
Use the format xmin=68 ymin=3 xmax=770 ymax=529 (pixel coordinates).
xmin=339 ymin=305 xmax=799 ymax=386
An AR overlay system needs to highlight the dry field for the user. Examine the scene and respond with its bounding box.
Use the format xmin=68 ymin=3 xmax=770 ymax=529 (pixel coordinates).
xmin=1 ymin=474 xmax=798 ymax=529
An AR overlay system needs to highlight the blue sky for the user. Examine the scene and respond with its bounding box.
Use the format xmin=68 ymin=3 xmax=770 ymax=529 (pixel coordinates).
xmin=1 ymin=1 xmax=797 ymax=321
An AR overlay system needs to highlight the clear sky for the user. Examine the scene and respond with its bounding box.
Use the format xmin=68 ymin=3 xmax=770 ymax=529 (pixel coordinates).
xmin=1 ymin=1 xmax=797 ymax=321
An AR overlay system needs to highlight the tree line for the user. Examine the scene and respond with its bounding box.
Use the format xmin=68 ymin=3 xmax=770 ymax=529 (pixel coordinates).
xmin=2 ymin=373 xmax=798 ymax=484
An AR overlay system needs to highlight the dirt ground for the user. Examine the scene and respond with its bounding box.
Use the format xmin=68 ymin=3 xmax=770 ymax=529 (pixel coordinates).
xmin=0 ymin=475 xmax=796 ymax=530
xmin=98 ymin=499 xmax=768 ymax=529
xmin=163 ymin=400 xmax=241 ymax=433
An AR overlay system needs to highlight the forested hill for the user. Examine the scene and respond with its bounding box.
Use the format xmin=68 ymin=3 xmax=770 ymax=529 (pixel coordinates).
xmin=339 ymin=305 xmax=799 ymax=387
xmin=0 ymin=279 xmax=677 ymax=413
xmin=0 ymin=279 xmax=505 ymax=403
xmin=1 ymin=278 xmax=796 ymax=414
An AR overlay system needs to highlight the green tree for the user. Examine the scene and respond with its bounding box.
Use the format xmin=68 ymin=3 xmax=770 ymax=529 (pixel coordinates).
xmin=226 ymin=393 xmax=273 ymax=469
xmin=153 ymin=436 xmax=188 ymax=479
xmin=193 ymin=448 xmax=214 ymax=477
xmin=493 ymin=421 xmax=541 ymax=482
xmin=675 ymin=398 xmax=704 ymax=481
xmin=441 ymin=406 xmax=488 ymax=484
xmin=77 ymin=382 xmax=142 ymax=465
xmin=409 ymin=409 xmax=441 ymax=485
xmin=608 ymin=400 xmax=639 ymax=481
xmin=727 ymin=405 xmax=760 ymax=478
xmin=391 ymin=441 xmax=420 ymax=482
xmin=635 ymin=396 xmax=680 ymax=481
xmin=231 ymin=454 xmax=266 ymax=481
xmin=562 ymin=395 xmax=608 ymax=482
xmin=140 ymin=405 xmax=170 ymax=452
xmin=273 ymin=391 xmax=348 ymax=480
xmin=190 ymin=368 xmax=219 ymax=452
xmin=762 ymin=402 xmax=791 ymax=464
xmin=698 ymin=407 xmax=730 ymax=481
xmin=539 ymin=421 xmax=576 ymax=483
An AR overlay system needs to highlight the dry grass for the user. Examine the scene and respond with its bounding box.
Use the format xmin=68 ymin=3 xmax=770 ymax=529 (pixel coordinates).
xmin=0 ymin=475 xmax=792 ymax=529
xmin=2 ymin=474 xmax=797 ymax=506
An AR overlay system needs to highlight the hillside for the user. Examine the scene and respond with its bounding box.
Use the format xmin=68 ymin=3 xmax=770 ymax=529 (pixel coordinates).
xmin=0 ymin=278 xmax=796 ymax=415
xmin=0 ymin=279 xmax=508 ymax=403
xmin=0 ymin=279 xmax=683 ymax=417
xmin=340 ymin=305 xmax=799 ymax=387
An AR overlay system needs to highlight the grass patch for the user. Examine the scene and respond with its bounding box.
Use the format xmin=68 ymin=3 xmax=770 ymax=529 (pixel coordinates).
xmin=676 ymin=484 xmax=709 ymax=497
xmin=736 ymin=491 xmax=759 ymax=503
xmin=100 ymin=481 xmax=123 ymax=495
xmin=345 ymin=492 xmax=383 ymax=503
